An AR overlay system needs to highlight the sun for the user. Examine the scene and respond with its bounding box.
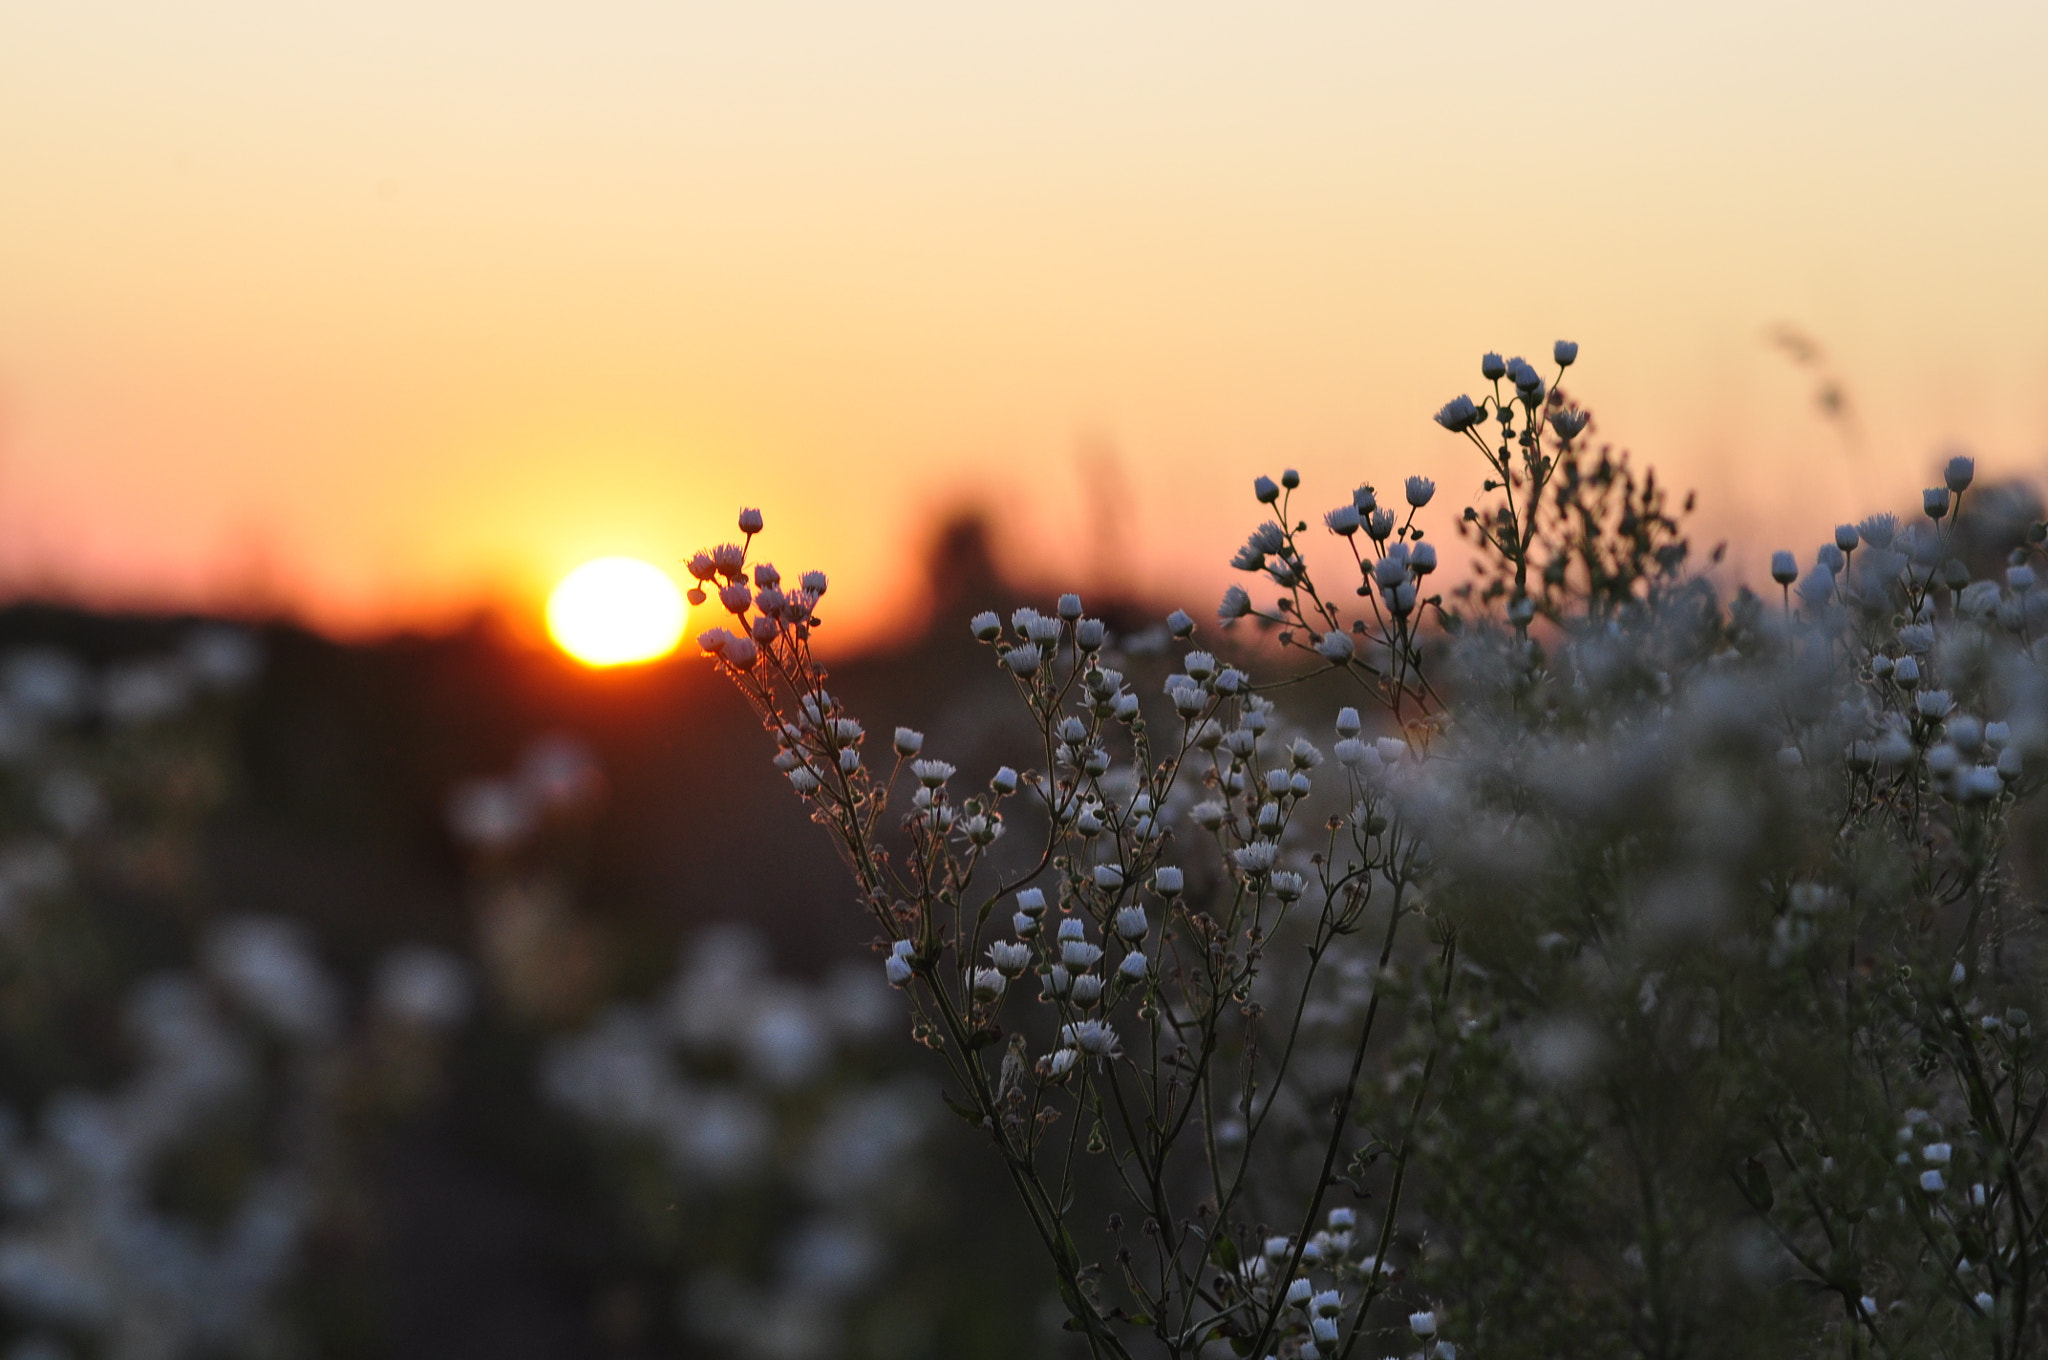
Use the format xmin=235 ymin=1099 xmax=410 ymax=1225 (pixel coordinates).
xmin=547 ymin=557 xmax=687 ymax=667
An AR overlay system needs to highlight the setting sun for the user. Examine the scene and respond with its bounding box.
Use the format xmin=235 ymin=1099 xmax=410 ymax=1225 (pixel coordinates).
xmin=546 ymin=557 xmax=687 ymax=667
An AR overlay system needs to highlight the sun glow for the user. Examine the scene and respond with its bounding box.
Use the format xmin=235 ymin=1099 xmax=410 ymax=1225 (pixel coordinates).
xmin=547 ymin=557 xmax=687 ymax=667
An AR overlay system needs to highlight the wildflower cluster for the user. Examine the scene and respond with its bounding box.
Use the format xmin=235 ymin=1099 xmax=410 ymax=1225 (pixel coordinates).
xmin=0 ymin=631 xmax=476 ymax=1359
xmin=697 ymin=345 xmax=2048 ymax=1360
xmin=542 ymin=925 xmax=929 ymax=1360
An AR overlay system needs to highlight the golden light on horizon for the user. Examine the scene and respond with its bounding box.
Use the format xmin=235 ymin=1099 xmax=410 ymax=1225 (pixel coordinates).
xmin=546 ymin=557 xmax=687 ymax=667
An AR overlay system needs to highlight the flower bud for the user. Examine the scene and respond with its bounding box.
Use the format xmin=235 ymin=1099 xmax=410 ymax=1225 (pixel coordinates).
xmin=738 ymin=507 xmax=764 ymax=534
xmin=1925 ymin=487 xmax=1951 ymax=520
xmin=885 ymin=954 xmax=913 ymax=987
xmin=1405 ymin=476 xmax=1436 ymax=508
xmin=1255 ymin=476 xmax=1281 ymax=503
xmin=1946 ymin=454 xmax=1975 ymax=493
xmin=971 ymin=611 xmax=1001 ymax=640
xmin=1770 ymin=551 xmax=1797 ymax=585
xmin=991 ymin=766 xmax=1019 ymax=793
xmin=893 ymin=727 xmax=925 ymax=756
xmin=1167 ymin=608 xmax=1196 ymax=638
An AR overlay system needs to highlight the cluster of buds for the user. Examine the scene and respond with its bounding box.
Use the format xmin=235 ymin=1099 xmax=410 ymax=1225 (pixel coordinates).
xmin=972 ymin=593 xmax=1122 ymax=679
xmin=691 ymin=509 xmax=831 ymax=670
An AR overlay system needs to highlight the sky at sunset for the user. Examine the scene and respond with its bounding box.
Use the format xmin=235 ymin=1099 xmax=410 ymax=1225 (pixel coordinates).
xmin=3 ymin=2 xmax=2046 ymax=648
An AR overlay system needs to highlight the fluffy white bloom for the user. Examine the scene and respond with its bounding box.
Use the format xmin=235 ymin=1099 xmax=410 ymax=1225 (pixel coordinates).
xmin=1921 ymin=1168 xmax=1947 ymax=1193
xmin=1286 ymin=1278 xmax=1314 ymax=1307
xmin=1409 ymin=1311 xmax=1437 ymax=1337
xmin=1233 ymin=841 xmax=1280 ymax=874
xmin=912 ymin=759 xmax=956 ymax=787
xmin=971 ymin=969 xmax=1006 ymax=1001
xmin=988 ymin=941 xmax=1032 ymax=977
xmin=1923 ymin=1142 xmax=1952 ymax=1164
xmin=1318 ymin=630 xmax=1355 ymax=662
xmin=1114 ymin=906 xmax=1149 ymax=940
xmin=1059 ymin=1020 xmax=1121 ymax=1056
xmin=1118 ymin=951 xmax=1148 ymax=980
xmin=1062 ymin=941 xmax=1104 ymax=969
xmin=892 ymin=727 xmax=924 ymax=756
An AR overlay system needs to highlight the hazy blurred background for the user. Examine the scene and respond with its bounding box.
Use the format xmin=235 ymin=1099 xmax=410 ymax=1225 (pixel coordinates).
xmin=3 ymin=1 xmax=2046 ymax=642
xmin=0 ymin=2 xmax=2045 ymax=1354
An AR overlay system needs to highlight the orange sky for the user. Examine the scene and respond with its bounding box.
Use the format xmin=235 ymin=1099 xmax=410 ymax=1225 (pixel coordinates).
xmin=3 ymin=2 xmax=2046 ymax=649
